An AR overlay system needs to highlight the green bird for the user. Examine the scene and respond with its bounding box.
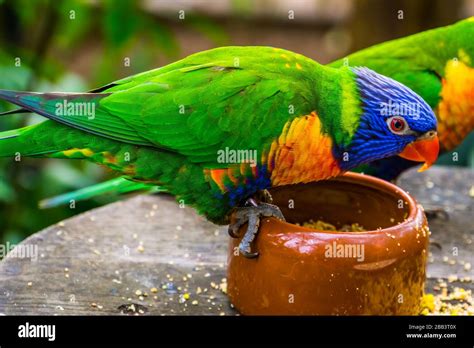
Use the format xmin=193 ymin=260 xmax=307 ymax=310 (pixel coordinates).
xmin=41 ymin=18 xmax=474 ymax=206
xmin=330 ymin=16 xmax=474 ymax=180
xmin=0 ymin=46 xmax=439 ymax=257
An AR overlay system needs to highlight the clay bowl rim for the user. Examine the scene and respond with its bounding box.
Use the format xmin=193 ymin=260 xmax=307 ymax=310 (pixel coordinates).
xmin=269 ymin=171 xmax=421 ymax=237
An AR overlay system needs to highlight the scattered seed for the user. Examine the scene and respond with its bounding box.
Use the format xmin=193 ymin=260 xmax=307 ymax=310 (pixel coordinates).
xmin=220 ymin=282 xmax=228 ymax=294
xmin=448 ymin=275 xmax=458 ymax=283
xmin=421 ymin=286 xmax=474 ymax=315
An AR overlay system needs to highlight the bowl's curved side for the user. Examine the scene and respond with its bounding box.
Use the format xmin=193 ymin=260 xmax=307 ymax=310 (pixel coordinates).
xmin=227 ymin=173 xmax=429 ymax=315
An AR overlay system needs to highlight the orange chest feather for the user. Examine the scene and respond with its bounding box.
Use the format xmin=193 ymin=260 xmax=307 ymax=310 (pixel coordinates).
xmin=265 ymin=112 xmax=342 ymax=186
xmin=437 ymin=60 xmax=474 ymax=151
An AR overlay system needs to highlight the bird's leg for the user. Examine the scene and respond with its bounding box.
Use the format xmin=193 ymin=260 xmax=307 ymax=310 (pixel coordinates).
xmin=256 ymin=189 xmax=274 ymax=204
xmin=228 ymin=190 xmax=285 ymax=258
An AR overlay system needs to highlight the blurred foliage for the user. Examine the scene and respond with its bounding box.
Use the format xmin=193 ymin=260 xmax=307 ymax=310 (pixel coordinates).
xmin=0 ymin=0 xmax=227 ymax=246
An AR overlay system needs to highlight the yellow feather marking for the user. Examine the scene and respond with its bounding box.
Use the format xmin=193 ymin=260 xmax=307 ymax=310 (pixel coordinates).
xmin=81 ymin=149 xmax=94 ymax=157
xmin=123 ymin=165 xmax=136 ymax=175
xmin=280 ymin=53 xmax=289 ymax=60
xmin=437 ymin=60 xmax=474 ymax=151
xmin=295 ymin=62 xmax=302 ymax=70
xmin=61 ymin=149 xmax=76 ymax=157
xmin=62 ymin=148 xmax=94 ymax=158
xmin=458 ymin=49 xmax=471 ymax=66
xmin=285 ymin=63 xmax=290 ymax=68
xmin=267 ymin=112 xmax=341 ymax=186
xmin=103 ymin=151 xmax=117 ymax=164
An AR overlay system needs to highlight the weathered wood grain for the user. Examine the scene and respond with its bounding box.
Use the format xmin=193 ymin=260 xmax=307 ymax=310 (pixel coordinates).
xmin=0 ymin=194 xmax=234 ymax=315
xmin=0 ymin=165 xmax=472 ymax=315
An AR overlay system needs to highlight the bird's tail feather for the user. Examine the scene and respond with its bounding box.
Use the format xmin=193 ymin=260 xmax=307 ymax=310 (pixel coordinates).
xmin=0 ymin=123 xmax=62 ymax=157
xmin=0 ymin=108 xmax=29 ymax=116
xmin=39 ymin=177 xmax=160 ymax=208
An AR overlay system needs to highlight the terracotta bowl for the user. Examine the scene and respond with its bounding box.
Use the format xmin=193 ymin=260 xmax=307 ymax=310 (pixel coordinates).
xmin=227 ymin=172 xmax=429 ymax=315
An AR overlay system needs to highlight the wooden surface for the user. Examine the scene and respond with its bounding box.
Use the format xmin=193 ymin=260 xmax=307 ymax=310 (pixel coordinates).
xmin=0 ymin=165 xmax=472 ymax=315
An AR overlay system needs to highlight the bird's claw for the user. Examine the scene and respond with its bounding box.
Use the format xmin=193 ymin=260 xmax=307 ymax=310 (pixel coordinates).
xmin=228 ymin=201 xmax=285 ymax=258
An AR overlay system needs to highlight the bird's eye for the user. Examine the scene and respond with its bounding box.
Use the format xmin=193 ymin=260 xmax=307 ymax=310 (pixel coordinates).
xmin=387 ymin=116 xmax=408 ymax=135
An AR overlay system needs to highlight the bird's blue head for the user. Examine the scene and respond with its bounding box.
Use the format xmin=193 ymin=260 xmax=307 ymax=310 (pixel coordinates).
xmin=337 ymin=67 xmax=439 ymax=172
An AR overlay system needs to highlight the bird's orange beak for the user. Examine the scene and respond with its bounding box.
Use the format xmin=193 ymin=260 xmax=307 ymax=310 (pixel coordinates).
xmin=399 ymin=134 xmax=439 ymax=172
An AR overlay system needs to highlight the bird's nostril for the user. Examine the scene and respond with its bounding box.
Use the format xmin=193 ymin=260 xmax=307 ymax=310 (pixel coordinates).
xmin=419 ymin=130 xmax=437 ymax=140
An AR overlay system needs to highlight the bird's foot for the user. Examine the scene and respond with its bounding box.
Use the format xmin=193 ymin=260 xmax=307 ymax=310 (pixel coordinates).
xmin=228 ymin=195 xmax=285 ymax=258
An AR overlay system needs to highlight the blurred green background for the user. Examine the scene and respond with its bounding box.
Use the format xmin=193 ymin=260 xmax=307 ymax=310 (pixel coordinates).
xmin=0 ymin=0 xmax=473 ymax=246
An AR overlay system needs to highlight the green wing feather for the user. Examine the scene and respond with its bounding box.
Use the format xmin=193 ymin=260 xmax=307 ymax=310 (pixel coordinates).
xmin=39 ymin=177 xmax=159 ymax=209
xmin=330 ymin=17 xmax=474 ymax=108
xmin=0 ymin=46 xmax=357 ymax=220
xmin=1 ymin=47 xmax=323 ymax=166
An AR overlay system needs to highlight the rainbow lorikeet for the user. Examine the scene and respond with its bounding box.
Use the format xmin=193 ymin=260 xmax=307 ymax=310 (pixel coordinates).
xmin=331 ymin=17 xmax=474 ymax=180
xmin=0 ymin=46 xmax=439 ymax=257
xmin=39 ymin=17 xmax=474 ymax=206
